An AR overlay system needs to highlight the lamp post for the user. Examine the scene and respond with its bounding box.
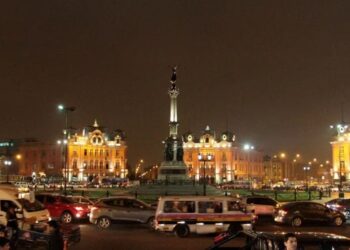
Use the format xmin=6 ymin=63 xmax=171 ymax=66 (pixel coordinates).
xmin=244 ymin=144 xmax=254 ymax=189
xmin=4 ymin=160 xmax=12 ymax=183
xmin=303 ymin=165 xmax=311 ymax=189
xmin=58 ymin=104 xmax=76 ymax=196
xmin=198 ymin=153 xmax=214 ymax=196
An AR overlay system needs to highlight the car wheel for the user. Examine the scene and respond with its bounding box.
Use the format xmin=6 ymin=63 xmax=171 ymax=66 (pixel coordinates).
xmin=291 ymin=217 xmax=302 ymax=227
xmin=61 ymin=211 xmax=73 ymax=224
xmin=147 ymin=216 xmax=155 ymax=230
xmin=97 ymin=217 xmax=111 ymax=229
xmin=174 ymin=225 xmax=190 ymax=238
xmin=333 ymin=216 xmax=344 ymax=226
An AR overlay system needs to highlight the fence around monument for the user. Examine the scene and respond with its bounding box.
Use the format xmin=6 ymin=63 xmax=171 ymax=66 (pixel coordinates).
xmin=34 ymin=186 xmax=332 ymax=205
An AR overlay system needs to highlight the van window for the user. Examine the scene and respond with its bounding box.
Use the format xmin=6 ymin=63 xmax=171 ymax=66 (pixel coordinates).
xmin=198 ymin=201 xmax=223 ymax=213
xmin=163 ymin=201 xmax=195 ymax=213
xmin=227 ymin=201 xmax=241 ymax=211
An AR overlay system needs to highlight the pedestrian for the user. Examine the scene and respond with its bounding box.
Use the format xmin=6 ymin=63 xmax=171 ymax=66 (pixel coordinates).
xmin=47 ymin=220 xmax=64 ymax=250
xmin=6 ymin=206 xmax=18 ymax=245
xmin=0 ymin=237 xmax=10 ymax=250
xmin=283 ymin=233 xmax=298 ymax=250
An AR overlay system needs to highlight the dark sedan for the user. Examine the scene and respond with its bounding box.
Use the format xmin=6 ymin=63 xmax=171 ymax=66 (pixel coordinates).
xmin=274 ymin=201 xmax=345 ymax=227
xmin=208 ymin=230 xmax=350 ymax=250
xmin=325 ymin=198 xmax=350 ymax=219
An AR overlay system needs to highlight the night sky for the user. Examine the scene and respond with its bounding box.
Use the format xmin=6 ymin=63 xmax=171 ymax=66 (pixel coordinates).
xmin=1 ymin=1 xmax=350 ymax=167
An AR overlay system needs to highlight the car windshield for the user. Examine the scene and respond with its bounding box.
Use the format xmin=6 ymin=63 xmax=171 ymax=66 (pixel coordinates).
xmin=17 ymin=199 xmax=45 ymax=212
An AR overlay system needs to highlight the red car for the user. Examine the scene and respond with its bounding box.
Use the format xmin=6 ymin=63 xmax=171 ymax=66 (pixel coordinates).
xmin=36 ymin=193 xmax=90 ymax=223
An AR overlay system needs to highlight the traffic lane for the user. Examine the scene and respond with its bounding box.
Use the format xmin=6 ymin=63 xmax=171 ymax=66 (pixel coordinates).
xmin=70 ymin=220 xmax=350 ymax=250
xmin=70 ymin=223 xmax=214 ymax=250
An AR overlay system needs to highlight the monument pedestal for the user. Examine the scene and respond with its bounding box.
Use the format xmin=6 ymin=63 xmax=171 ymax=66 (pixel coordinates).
xmin=158 ymin=161 xmax=188 ymax=181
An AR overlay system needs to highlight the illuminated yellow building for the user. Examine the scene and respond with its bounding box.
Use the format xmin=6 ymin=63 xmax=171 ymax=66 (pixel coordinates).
xmin=183 ymin=126 xmax=264 ymax=184
xmin=330 ymin=124 xmax=350 ymax=183
xmin=66 ymin=120 xmax=127 ymax=181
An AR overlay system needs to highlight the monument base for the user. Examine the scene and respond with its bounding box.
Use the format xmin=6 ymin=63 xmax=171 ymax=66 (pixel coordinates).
xmin=158 ymin=161 xmax=188 ymax=181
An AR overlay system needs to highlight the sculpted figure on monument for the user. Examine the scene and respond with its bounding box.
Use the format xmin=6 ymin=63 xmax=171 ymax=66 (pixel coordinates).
xmin=176 ymin=146 xmax=183 ymax=161
xmin=164 ymin=140 xmax=173 ymax=161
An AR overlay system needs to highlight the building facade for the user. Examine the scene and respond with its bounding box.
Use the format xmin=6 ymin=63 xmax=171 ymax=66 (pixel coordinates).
xmin=66 ymin=121 xmax=127 ymax=181
xmin=262 ymin=155 xmax=284 ymax=184
xmin=330 ymin=123 xmax=350 ymax=184
xmin=16 ymin=121 xmax=127 ymax=182
xmin=183 ymin=126 xmax=264 ymax=184
xmin=18 ymin=139 xmax=62 ymax=178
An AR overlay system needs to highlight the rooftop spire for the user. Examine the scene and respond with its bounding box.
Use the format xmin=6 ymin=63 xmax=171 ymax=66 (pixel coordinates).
xmin=93 ymin=119 xmax=99 ymax=128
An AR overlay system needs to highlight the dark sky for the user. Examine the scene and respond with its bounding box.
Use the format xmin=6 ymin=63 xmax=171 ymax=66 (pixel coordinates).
xmin=1 ymin=0 xmax=350 ymax=167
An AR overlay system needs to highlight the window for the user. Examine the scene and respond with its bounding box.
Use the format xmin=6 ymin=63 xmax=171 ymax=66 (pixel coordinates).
xmin=227 ymin=201 xmax=241 ymax=211
xmin=103 ymin=199 xmax=123 ymax=207
xmin=84 ymin=149 xmax=87 ymax=156
xmin=46 ymin=196 xmax=56 ymax=204
xmin=163 ymin=201 xmax=195 ymax=213
xmin=198 ymin=201 xmax=222 ymax=213
xmin=222 ymin=153 xmax=227 ymax=161
xmin=0 ymin=200 xmax=18 ymax=211
xmin=36 ymin=195 xmax=45 ymax=203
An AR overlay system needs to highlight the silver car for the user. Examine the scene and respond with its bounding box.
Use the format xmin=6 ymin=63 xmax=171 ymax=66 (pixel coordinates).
xmin=89 ymin=196 xmax=155 ymax=229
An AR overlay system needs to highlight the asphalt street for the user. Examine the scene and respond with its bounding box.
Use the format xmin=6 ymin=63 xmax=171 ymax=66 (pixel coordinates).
xmin=69 ymin=219 xmax=350 ymax=250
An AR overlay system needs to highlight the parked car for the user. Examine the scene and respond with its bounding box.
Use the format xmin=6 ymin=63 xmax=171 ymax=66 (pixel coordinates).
xmin=89 ymin=196 xmax=155 ymax=229
xmin=240 ymin=195 xmax=278 ymax=216
xmin=208 ymin=229 xmax=350 ymax=250
xmin=325 ymin=198 xmax=350 ymax=219
xmin=36 ymin=193 xmax=90 ymax=223
xmin=274 ymin=201 xmax=345 ymax=227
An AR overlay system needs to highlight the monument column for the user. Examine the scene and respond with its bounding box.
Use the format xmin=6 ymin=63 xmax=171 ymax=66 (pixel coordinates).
xmin=158 ymin=66 xmax=188 ymax=181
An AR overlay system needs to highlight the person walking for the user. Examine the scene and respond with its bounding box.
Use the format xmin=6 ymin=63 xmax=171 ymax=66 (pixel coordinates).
xmin=6 ymin=206 xmax=18 ymax=248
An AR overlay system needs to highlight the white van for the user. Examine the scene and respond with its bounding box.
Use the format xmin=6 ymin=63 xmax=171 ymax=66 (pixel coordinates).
xmin=0 ymin=187 xmax=50 ymax=226
xmin=155 ymin=196 xmax=255 ymax=237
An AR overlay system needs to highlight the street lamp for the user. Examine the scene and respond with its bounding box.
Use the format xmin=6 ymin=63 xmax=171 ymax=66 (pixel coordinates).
xmin=4 ymin=160 xmax=12 ymax=183
xmin=303 ymin=165 xmax=311 ymax=188
xmin=243 ymin=144 xmax=254 ymax=188
xmin=57 ymin=104 xmax=76 ymax=196
xmin=198 ymin=153 xmax=214 ymax=196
